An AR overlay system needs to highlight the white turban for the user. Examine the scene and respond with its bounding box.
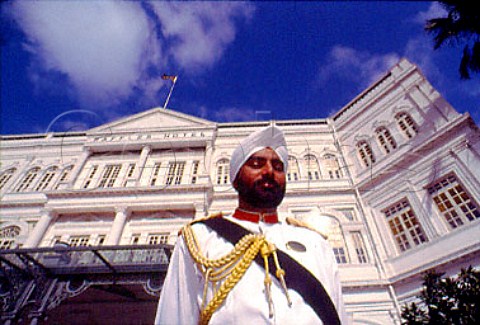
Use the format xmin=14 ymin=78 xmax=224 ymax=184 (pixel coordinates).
xmin=229 ymin=125 xmax=288 ymax=183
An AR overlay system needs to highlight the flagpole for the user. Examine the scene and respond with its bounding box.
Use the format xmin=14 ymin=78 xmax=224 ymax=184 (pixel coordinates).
xmin=163 ymin=80 xmax=176 ymax=109
xmin=161 ymin=74 xmax=178 ymax=109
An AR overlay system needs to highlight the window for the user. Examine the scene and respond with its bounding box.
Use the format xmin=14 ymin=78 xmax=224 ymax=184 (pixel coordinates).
xmin=323 ymin=154 xmax=342 ymax=179
xmin=191 ymin=160 xmax=200 ymax=184
xmin=428 ymin=175 xmax=480 ymax=229
xmin=0 ymin=226 xmax=20 ymax=249
xmin=287 ymin=156 xmax=299 ymax=181
xmin=376 ymin=127 xmax=397 ymax=154
xmin=98 ymin=164 xmax=121 ymax=188
xmin=69 ymin=235 xmax=90 ymax=247
xmin=126 ymin=163 xmax=136 ymax=178
xmin=131 ymin=233 xmax=141 ymax=245
xmin=55 ymin=165 xmax=73 ymax=189
xmin=384 ymin=200 xmax=428 ymax=252
xmin=356 ymin=141 xmax=375 ymax=167
xmin=35 ymin=166 xmax=58 ymax=191
xmin=96 ymin=235 xmax=106 ymax=246
xmin=15 ymin=167 xmax=40 ymax=192
xmin=216 ymin=159 xmax=230 ymax=185
xmin=351 ymin=231 xmax=368 ymax=263
xmin=0 ymin=168 xmax=16 ymax=190
xmin=83 ymin=165 xmax=98 ymax=189
xmin=147 ymin=233 xmax=169 ymax=245
xmin=304 ymin=154 xmax=320 ymax=180
xmin=124 ymin=163 xmax=136 ymax=186
xmin=328 ymin=222 xmax=349 ymax=264
xmin=396 ymin=112 xmax=418 ymax=139
xmin=150 ymin=162 xmax=162 ymax=186
xmin=51 ymin=236 xmax=62 ymax=246
xmin=59 ymin=166 xmax=73 ymax=182
xmin=166 ymin=161 xmax=185 ymax=185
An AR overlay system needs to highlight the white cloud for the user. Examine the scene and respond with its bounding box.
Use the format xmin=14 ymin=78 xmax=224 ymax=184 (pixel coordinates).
xmin=404 ymin=35 xmax=443 ymax=81
xmin=11 ymin=1 xmax=154 ymax=107
xmin=9 ymin=1 xmax=254 ymax=109
xmin=318 ymin=46 xmax=400 ymax=90
xmin=413 ymin=2 xmax=447 ymax=24
xmin=150 ymin=2 xmax=254 ymax=70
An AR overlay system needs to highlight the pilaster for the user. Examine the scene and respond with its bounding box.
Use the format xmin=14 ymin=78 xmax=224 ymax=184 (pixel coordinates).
xmin=24 ymin=209 xmax=55 ymax=248
xmin=131 ymin=145 xmax=151 ymax=187
xmin=65 ymin=148 xmax=91 ymax=189
xmin=106 ymin=206 xmax=129 ymax=245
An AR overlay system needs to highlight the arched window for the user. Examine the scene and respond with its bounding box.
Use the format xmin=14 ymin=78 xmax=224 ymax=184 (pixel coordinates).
xmin=216 ymin=159 xmax=230 ymax=185
xmin=55 ymin=165 xmax=74 ymax=189
xmin=356 ymin=141 xmax=375 ymax=167
xmin=15 ymin=167 xmax=41 ymax=192
xmin=287 ymin=156 xmax=299 ymax=181
xmin=303 ymin=154 xmax=320 ymax=180
xmin=35 ymin=166 xmax=58 ymax=191
xmin=0 ymin=226 xmax=21 ymax=249
xmin=396 ymin=112 xmax=418 ymax=139
xmin=0 ymin=168 xmax=16 ymax=190
xmin=376 ymin=127 xmax=397 ymax=154
xmin=323 ymin=154 xmax=342 ymax=179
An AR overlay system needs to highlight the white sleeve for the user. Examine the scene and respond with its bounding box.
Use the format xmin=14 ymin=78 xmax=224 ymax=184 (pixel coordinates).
xmin=154 ymin=236 xmax=202 ymax=325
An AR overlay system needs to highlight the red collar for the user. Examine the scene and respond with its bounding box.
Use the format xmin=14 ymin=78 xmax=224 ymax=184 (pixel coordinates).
xmin=232 ymin=208 xmax=279 ymax=224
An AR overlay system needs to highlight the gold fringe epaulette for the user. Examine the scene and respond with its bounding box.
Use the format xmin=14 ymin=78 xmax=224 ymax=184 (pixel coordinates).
xmin=286 ymin=216 xmax=328 ymax=240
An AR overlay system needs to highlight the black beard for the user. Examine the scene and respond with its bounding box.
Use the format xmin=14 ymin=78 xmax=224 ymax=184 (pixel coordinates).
xmin=236 ymin=176 xmax=286 ymax=209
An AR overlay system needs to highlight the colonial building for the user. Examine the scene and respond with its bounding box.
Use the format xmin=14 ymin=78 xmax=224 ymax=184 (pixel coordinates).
xmin=1 ymin=58 xmax=479 ymax=324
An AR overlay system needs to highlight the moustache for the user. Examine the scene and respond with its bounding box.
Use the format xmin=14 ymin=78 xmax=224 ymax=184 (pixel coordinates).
xmin=253 ymin=177 xmax=281 ymax=191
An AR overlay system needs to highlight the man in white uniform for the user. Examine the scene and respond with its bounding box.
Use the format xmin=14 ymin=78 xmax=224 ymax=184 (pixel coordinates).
xmin=155 ymin=125 xmax=346 ymax=324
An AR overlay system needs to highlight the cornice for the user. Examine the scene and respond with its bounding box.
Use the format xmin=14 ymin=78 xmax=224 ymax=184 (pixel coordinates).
xmin=46 ymin=184 xmax=213 ymax=199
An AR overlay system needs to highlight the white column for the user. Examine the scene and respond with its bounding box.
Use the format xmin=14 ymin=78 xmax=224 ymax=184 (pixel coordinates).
xmin=194 ymin=202 xmax=206 ymax=219
xmin=106 ymin=207 xmax=129 ymax=245
xmin=134 ymin=145 xmax=151 ymax=186
xmin=66 ymin=148 xmax=91 ymax=188
xmin=24 ymin=209 xmax=54 ymax=248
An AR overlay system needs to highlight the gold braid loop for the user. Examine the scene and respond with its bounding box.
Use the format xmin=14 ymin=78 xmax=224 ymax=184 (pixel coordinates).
xmin=182 ymin=216 xmax=290 ymax=325
xmin=199 ymin=236 xmax=265 ymax=325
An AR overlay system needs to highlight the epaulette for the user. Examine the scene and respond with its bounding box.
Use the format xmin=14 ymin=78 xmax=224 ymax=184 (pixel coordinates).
xmin=286 ymin=216 xmax=328 ymax=240
xmin=178 ymin=212 xmax=223 ymax=236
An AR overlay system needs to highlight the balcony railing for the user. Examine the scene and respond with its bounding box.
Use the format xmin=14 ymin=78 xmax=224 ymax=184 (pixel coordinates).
xmin=0 ymin=244 xmax=173 ymax=277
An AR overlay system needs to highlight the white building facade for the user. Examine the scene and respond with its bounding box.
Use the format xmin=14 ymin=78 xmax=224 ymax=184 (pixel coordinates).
xmin=1 ymin=58 xmax=479 ymax=324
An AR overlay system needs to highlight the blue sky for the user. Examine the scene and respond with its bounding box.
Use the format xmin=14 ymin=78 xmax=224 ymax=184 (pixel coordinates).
xmin=1 ymin=1 xmax=479 ymax=135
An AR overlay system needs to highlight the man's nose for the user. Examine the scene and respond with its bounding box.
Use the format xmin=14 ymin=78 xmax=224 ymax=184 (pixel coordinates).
xmin=261 ymin=160 xmax=274 ymax=176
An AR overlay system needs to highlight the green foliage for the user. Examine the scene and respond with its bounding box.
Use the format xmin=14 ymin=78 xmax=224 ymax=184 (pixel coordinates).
xmin=401 ymin=266 xmax=480 ymax=324
xmin=425 ymin=0 xmax=480 ymax=79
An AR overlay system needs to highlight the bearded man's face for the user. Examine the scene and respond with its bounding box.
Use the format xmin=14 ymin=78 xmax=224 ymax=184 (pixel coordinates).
xmin=234 ymin=147 xmax=286 ymax=209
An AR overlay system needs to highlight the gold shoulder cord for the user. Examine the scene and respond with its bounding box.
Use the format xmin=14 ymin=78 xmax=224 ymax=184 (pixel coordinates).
xmin=182 ymin=213 xmax=291 ymax=325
